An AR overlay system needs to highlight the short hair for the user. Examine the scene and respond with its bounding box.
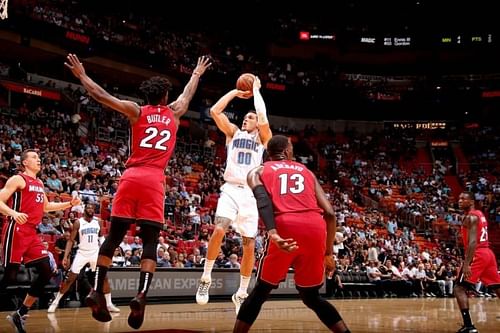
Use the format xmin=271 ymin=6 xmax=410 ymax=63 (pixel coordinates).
xmin=267 ymin=135 xmax=289 ymax=157
xmin=462 ymin=191 xmax=474 ymax=200
xmin=21 ymin=149 xmax=38 ymax=166
xmin=139 ymin=76 xmax=172 ymax=105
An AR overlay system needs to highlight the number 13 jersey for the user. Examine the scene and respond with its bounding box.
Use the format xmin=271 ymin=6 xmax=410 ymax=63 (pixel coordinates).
xmin=126 ymin=105 xmax=177 ymax=171
xmin=260 ymin=160 xmax=322 ymax=217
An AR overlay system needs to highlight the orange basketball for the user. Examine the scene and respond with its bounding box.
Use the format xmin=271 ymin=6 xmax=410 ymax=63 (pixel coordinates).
xmin=236 ymin=73 xmax=255 ymax=92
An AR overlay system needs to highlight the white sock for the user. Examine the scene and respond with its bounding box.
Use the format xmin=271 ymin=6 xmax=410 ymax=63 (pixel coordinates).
xmin=237 ymin=275 xmax=251 ymax=296
xmin=105 ymin=293 xmax=112 ymax=306
xmin=201 ymin=260 xmax=215 ymax=281
xmin=52 ymin=292 xmax=63 ymax=305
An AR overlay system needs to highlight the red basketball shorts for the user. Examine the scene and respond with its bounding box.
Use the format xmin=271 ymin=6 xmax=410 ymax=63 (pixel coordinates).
xmin=460 ymin=247 xmax=500 ymax=287
xmin=2 ymin=221 xmax=47 ymax=266
xmin=257 ymin=213 xmax=326 ymax=288
xmin=111 ymin=167 xmax=166 ymax=224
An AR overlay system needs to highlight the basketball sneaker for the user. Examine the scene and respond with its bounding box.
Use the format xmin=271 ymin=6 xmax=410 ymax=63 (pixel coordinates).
xmin=128 ymin=292 xmax=146 ymax=329
xmin=47 ymin=300 xmax=58 ymax=313
xmin=196 ymin=278 xmax=212 ymax=305
xmin=107 ymin=303 xmax=120 ymax=313
xmin=457 ymin=325 xmax=479 ymax=333
xmin=86 ymin=290 xmax=112 ymax=322
xmin=231 ymin=292 xmax=248 ymax=314
xmin=6 ymin=310 xmax=27 ymax=333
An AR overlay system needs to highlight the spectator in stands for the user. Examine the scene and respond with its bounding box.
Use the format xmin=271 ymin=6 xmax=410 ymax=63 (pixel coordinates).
xmin=54 ymin=230 xmax=72 ymax=265
xmin=182 ymin=224 xmax=195 ymax=240
xmin=119 ymin=235 xmax=132 ymax=252
xmin=175 ymin=253 xmax=186 ymax=268
xmin=130 ymin=236 xmax=143 ymax=252
xmin=46 ymin=172 xmax=64 ymax=193
xmin=157 ymin=236 xmax=169 ymax=252
xmin=225 ymin=253 xmax=241 ymax=269
xmin=42 ymin=240 xmax=62 ymax=286
xmin=38 ymin=215 xmax=62 ymax=236
xmin=80 ymin=181 xmax=98 ymax=206
xmin=436 ymin=263 xmax=454 ymax=297
xmin=157 ymin=251 xmax=171 ymax=267
xmin=112 ymin=247 xmax=125 ymax=267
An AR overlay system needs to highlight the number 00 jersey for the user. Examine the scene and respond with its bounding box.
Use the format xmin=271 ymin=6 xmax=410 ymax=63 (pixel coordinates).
xmin=78 ymin=217 xmax=101 ymax=252
xmin=224 ymin=129 xmax=265 ymax=185
xmin=126 ymin=105 xmax=177 ymax=171
xmin=260 ymin=160 xmax=322 ymax=217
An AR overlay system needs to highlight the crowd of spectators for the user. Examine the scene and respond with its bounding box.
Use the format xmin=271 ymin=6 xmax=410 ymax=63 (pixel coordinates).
xmin=0 ymin=79 xmax=499 ymax=301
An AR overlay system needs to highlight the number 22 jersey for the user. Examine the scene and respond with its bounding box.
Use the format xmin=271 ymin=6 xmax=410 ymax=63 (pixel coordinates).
xmin=126 ymin=105 xmax=177 ymax=171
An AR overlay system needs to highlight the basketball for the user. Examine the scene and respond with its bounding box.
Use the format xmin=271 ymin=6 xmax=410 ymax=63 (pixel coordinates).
xmin=236 ymin=73 xmax=255 ymax=92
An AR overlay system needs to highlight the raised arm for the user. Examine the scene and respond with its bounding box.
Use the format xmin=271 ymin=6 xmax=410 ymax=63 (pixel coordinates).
xmin=44 ymin=193 xmax=81 ymax=213
xmin=169 ymin=56 xmax=212 ymax=125
xmin=65 ymin=53 xmax=140 ymax=123
xmin=253 ymin=77 xmax=272 ymax=147
xmin=210 ymin=89 xmax=250 ymax=140
xmin=0 ymin=175 xmax=28 ymax=224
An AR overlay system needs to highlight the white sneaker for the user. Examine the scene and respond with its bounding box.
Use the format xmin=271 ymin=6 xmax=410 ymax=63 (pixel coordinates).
xmin=107 ymin=303 xmax=120 ymax=313
xmin=47 ymin=302 xmax=58 ymax=313
xmin=231 ymin=293 xmax=248 ymax=314
xmin=196 ymin=279 xmax=212 ymax=305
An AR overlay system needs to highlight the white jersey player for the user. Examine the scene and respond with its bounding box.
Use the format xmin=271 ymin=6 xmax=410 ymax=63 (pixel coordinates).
xmin=48 ymin=203 xmax=119 ymax=313
xmin=196 ymin=76 xmax=272 ymax=313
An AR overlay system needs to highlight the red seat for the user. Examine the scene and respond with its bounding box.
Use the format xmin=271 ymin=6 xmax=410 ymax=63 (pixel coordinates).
xmin=39 ymin=234 xmax=53 ymax=242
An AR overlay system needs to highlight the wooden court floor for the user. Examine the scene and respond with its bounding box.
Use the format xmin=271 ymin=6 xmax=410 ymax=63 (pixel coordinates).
xmin=0 ymin=298 xmax=499 ymax=333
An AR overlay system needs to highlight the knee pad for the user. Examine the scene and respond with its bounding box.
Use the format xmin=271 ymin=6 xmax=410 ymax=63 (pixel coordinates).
xmin=139 ymin=223 xmax=160 ymax=261
xmin=100 ymin=219 xmax=131 ymax=258
xmin=28 ymin=257 xmax=52 ymax=298
xmin=298 ymin=286 xmax=342 ymax=327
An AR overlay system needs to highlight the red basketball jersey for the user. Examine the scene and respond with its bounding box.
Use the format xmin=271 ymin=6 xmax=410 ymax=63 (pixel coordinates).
xmin=260 ymin=160 xmax=322 ymax=217
xmin=462 ymin=209 xmax=489 ymax=250
xmin=126 ymin=105 xmax=177 ymax=170
xmin=8 ymin=173 xmax=45 ymax=227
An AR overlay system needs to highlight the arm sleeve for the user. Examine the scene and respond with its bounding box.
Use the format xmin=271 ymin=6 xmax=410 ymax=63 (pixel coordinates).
xmin=252 ymin=185 xmax=275 ymax=230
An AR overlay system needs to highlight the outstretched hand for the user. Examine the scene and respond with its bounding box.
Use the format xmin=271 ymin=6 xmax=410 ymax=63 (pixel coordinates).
xmin=270 ymin=233 xmax=298 ymax=252
xmin=70 ymin=194 xmax=81 ymax=208
xmin=64 ymin=53 xmax=86 ymax=79
xmin=193 ymin=55 xmax=212 ymax=76
xmin=253 ymin=76 xmax=261 ymax=90
xmin=234 ymin=89 xmax=253 ymax=99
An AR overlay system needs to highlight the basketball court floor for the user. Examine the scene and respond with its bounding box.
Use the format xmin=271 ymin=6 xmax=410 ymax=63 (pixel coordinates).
xmin=1 ymin=297 xmax=499 ymax=332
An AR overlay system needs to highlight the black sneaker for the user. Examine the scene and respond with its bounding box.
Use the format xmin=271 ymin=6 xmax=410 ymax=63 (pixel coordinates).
xmin=86 ymin=290 xmax=112 ymax=322
xmin=457 ymin=325 xmax=479 ymax=333
xmin=128 ymin=293 xmax=146 ymax=329
xmin=6 ymin=311 xmax=27 ymax=333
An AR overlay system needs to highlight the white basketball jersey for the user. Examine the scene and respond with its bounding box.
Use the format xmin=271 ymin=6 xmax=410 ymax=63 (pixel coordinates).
xmin=78 ymin=217 xmax=100 ymax=252
xmin=224 ymin=129 xmax=265 ymax=184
